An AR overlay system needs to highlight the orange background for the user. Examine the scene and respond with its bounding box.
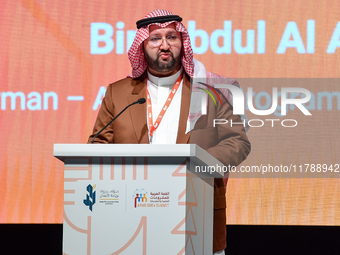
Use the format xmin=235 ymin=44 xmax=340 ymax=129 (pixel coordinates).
xmin=0 ymin=0 xmax=339 ymax=224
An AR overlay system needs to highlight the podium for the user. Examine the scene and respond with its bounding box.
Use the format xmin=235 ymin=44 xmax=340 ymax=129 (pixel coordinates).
xmin=54 ymin=144 xmax=225 ymax=255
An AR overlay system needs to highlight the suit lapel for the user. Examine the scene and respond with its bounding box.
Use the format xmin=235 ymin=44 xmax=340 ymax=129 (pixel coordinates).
xmin=128 ymin=73 xmax=149 ymax=144
xmin=176 ymin=73 xmax=191 ymax=144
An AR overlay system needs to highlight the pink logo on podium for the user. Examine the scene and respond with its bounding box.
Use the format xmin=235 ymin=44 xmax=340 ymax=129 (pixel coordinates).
xmin=133 ymin=189 xmax=148 ymax=208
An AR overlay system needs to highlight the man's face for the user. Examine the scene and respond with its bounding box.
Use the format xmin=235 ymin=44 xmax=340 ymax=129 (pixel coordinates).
xmin=143 ymin=23 xmax=182 ymax=77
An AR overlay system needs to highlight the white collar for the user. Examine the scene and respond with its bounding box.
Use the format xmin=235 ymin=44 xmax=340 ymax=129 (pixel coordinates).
xmin=147 ymin=67 xmax=183 ymax=87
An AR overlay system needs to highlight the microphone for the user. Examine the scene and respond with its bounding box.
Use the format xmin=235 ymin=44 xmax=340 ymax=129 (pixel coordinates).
xmin=91 ymin=98 xmax=146 ymax=144
xmin=137 ymin=98 xmax=146 ymax=104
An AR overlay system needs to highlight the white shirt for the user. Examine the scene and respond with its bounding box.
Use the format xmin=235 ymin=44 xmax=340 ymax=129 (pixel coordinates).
xmin=146 ymin=68 xmax=183 ymax=144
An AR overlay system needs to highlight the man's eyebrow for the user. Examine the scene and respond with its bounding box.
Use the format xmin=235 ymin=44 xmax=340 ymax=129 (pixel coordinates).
xmin=149 ymin=33 xmax=162 ymax=37
xmin=167 ymin=32 xmax=180 ymax=35
xmin=149 ymin=31 xmax=180 ymax=37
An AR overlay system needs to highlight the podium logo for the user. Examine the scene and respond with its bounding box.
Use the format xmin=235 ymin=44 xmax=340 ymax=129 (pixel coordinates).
xmin=133 ymin=189 xmax=170 ymax=208
xmin=83 ymin=184 xmax=96 ymax=211
xmin=133 ymin=189 xmax=148 ymax=208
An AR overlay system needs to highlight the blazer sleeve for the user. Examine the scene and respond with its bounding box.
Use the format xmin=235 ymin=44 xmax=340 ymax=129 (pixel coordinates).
xmin=206 ymin=92 xmax=251 ymax=168
xmin=88 ymin=84 xmax=115 ymax=144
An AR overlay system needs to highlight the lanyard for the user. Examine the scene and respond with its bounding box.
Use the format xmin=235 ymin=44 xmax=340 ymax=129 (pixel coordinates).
xmin=146 ymin=75 xmax=182 ymax=137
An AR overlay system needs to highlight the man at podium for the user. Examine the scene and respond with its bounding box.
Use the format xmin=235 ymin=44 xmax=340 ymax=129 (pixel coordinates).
xmin=88 ymin=9 xmax=251 ymax=255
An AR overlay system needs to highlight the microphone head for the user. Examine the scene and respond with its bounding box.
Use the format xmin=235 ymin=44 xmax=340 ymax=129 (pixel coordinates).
xmin=138 ymin=98 xmax=146 ymax=104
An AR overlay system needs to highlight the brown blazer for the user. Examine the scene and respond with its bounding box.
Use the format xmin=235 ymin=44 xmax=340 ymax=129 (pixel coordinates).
xmin=88 ymin=71 xmax=251 ymax=252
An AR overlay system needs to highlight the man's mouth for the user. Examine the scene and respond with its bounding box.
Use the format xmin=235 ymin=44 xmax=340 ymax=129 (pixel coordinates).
xmin=159 ymin=52 xmax=172 ymax=60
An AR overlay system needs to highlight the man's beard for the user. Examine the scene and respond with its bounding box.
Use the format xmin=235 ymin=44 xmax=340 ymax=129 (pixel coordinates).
xmin=144 ymin=50 xmax=181 ymax=73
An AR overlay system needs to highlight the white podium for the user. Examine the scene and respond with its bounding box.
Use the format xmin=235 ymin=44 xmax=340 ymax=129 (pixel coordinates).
xmin=54 ymin=144 xmax=224 ymax=255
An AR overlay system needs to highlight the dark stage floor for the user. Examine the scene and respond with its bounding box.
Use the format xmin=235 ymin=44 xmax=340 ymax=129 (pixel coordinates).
xmin=0 ymin=224 xmax=339 ymax=255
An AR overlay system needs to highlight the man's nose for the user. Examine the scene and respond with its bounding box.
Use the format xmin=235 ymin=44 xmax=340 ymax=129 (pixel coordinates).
xmin=159 ymin=38 xmax=170 ymax=50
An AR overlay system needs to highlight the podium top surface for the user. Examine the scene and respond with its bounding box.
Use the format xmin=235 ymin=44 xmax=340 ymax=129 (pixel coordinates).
xmin=54 ymin=144 xmax=204 ymax=158
xmin=53 ymin=144 xmax=225 ymax=178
